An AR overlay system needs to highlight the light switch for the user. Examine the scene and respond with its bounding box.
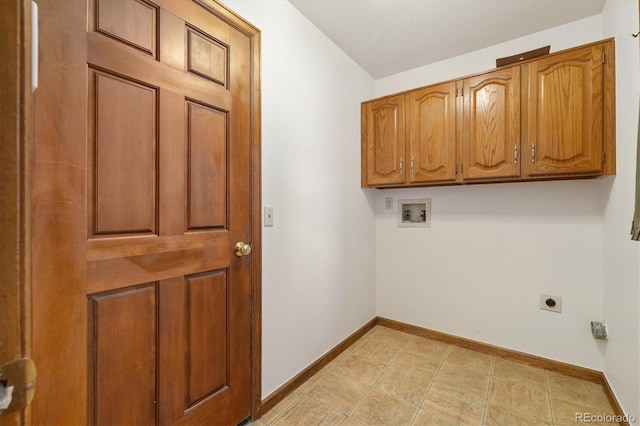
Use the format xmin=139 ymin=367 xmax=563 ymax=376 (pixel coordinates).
xmin=264 ymin=206 xmax=274 ymax=227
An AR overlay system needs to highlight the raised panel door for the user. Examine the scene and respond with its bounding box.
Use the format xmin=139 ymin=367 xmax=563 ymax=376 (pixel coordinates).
xmin=524 ymin=44 xmax=604 ymax=176
xmin=31 ymin=0 xmax=258 ymax=425
xmin=406 ymin=82 xmax=457 ymax=183
xmin=363 ymin=95 xmax=406 ymax=186
xmin=461 ymin=67 xmax=520 ymax=180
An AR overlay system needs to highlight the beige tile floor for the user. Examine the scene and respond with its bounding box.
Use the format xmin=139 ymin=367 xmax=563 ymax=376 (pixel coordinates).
xmin=253 ymin=326 xmax=620 ymax=426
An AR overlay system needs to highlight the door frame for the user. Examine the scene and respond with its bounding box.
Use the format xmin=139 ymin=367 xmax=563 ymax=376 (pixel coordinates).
xmin=0 ymin=0 xmax=263 ymax=421
xmin=0 ymin=0 xmax=32 ymax=424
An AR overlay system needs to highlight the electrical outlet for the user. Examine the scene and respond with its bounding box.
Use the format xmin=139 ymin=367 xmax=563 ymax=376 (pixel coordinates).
xmin=385 ymin=197 xmax=393 ymax=210
xmin=539 ymin=294 xmax=562 ymax=313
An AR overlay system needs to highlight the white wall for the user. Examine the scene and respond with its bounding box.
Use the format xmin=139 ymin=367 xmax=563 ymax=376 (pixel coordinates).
xmin=220 ymin=1 xmax=377 ymax=398
xmin=602 ymin=0 xmax=640 ymax=417
xmin=375 ymin=17 xmax=610 ymax=371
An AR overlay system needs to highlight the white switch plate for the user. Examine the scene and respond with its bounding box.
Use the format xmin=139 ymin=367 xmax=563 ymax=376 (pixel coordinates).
xmin=385 ymin=197 xmax=393 ymax=210
xmin=264 ymin=206 xmax=274 ymax=227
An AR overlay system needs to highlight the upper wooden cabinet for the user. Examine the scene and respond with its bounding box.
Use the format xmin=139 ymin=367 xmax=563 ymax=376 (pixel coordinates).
xmin=407 ymin=82 xmax=457 ymax=184
xmin=522 ymin=42 xmax=615 ymax=177
xmin=361 ymin=38 xmax=615 ymax=188
xmin=361 ymin=95 xmax=405 ymax=186
xmin=461 ymin=66 xmax=521 ymax=181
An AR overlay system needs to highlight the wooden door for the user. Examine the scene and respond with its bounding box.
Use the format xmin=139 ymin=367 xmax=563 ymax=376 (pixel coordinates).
xmin=0 ymin=0 xmax=32 ymax=424
xmin=523 ymin=44 xmax=605 ymax=176
xmin=362 ymin=95 xmax=406 ymax=186
xmin=461 ymin=67 xmax=521 ymax=180
xmin=406 ymin=82 xmax=457 ymax=184
xmin=31 ymin=1 xmax=260 ymax=425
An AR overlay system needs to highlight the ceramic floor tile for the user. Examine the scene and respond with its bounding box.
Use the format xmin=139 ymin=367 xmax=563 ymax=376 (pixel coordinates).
xmin=391 ymin=350 xmax=443 ymax=379
xmin=404 ymin=337 xmax=450 ymax=360
xmin=550 ymin=393 xmax=619 ymax=426
xmin=546 ymin=371 xmax=612 ymax=409
xmin=412 ymin=409 xmax=461 ymax=425
xmin=483 ymin=402 xmax=552 ymax=426
xmin=373 ymin=365 xmax=432 ymax=406
xmin=434 ymin=363 xmax=491 ymax=400
xmin=345 ymin=328 xmax=378 ymax=354
xmin=333 ymin=353 xmax=387 ymax=386
xmin=421 ymin=382 xmax=485 ymax=425
xmin=323 ymin=354 xmax=349 ymax=372
xmin=306 ymin=372 xmax=369 ymax=415
xmin=487 ymin=376 xmax=552 ymax=422
xmin=260 ymin=331 xmax=623 ymax=426
xmin=442 ymin=346 xmax=493 ymax=375
xmin=371 ymin=327 xmax=414 ymax=345
xmin=271 ymin=396 xmax=345 ymax=426
xmin=350 ymin=389 xmax=419 ymax=426
xmin=353 ymin=338 xmax=403 ymax=364
xmin=260 ymin=391 xmax=303 ymax=424
xmin=297 ymin=369 xmax=329 ymax=394
xmin=491 ymin=358 xmax=547 ymax=391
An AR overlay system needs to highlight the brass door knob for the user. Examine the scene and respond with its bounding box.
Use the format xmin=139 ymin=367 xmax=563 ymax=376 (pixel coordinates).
xmin=234 ymin=242 xmax=252 ymax=257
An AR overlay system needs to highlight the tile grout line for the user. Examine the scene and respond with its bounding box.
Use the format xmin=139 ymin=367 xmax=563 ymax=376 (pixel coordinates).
xmin=481 ymin=355 xmax=497 ymax=425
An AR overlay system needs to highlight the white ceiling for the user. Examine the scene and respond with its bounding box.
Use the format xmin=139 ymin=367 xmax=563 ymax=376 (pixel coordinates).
xmin=288 ymin=0 xmax=607 ymax=79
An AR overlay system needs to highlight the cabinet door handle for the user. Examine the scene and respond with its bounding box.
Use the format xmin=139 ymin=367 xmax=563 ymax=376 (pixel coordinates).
xmin=400 ymin=157 xmax=403 ymax=174
xmin=531 ymin=144 xmax=536 ymax=164
xmin=513 ymin=144 xmax=518 ymax=165
xmin=410 ymin=156 xmax=415 ymax=173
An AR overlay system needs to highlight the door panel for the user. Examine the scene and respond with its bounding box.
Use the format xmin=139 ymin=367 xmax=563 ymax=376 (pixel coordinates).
xmin=89 ymin=68 xmax=158 ymax=236
xmin=32 ymin=1 xmax=258 ymax=424
xmin=407 ymin=82 xmax=457 ymax=183
xmin=89 ymin=285 xmax=158 ymax=425
xmin=187 ymin=271 xmax=228 ymax=405
xmin=186 ymin=26 xmax=228 ymax=86
xmin=363 ymin=95 xmax=406 ymax=185
xmin=96 ymin=0 xmax=157 ymax=56
xmin=186 ymin=101 xmax=228 ymax=230
xmin=524 ymin=45 xmax=603 ymax=176
xmin=462 ymin=67 xmax=520 ymax=180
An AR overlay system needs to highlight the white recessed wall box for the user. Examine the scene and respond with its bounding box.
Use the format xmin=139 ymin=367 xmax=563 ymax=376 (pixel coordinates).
xmin=398 ymin=199 xmax=431 ymax=228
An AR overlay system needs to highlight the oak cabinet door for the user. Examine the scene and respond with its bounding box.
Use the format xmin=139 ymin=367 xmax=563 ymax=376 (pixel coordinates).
xmin=461 ymin=67 xmax=521 ymax=181
xmin=362 ymin=95 xmax=406 ymax=186
xmin=406 ymin=82 xmax=457 ymax=184
xmin=524 ymin=44 xmax=605 ymax=176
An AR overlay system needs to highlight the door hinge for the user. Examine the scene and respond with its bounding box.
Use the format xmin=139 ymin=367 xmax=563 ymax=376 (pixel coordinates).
xmin=0 ymin=358 xmax=36 ymax=415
